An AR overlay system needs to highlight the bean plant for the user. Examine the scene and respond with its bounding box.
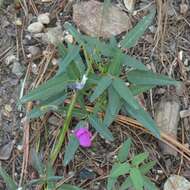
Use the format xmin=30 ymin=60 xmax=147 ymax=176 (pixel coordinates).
xmin=2 ymin=8 xmax=179 ymax=190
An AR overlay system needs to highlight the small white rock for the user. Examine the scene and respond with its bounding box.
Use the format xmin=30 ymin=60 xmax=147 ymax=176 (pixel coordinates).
xmin=5 ymin=55 xmax=17 ymax=65
xmin=42 ymin=26 xmax=64 ymax=45
xmin=27 ymin=22 xmax=44 ymax=33
xmin=28 ymin=46 xmax=41 ymax=56
xmin=164 ymin=175 xmax=190 ymax=190
xmin=52 ymin=58 xmax=58 ymax=65
xmin=64 ymin=34 xmax=73 ymax=43
xmin=37 ymin=13 xmax=50 ymax=24
xmin=17 ymin=144 xmax=23 ymax=151
xmin=12 ymin=61 xmax=23 ymax=77
xmin=15 ymin=18 xmax=22 ymax=26
xmin=31 ymin=63 xmax=38 ymax=75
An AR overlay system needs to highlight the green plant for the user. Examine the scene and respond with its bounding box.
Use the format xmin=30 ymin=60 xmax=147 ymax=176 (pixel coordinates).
xmin=0 ymin=150 xmax=84 ymax=190
xmin=107 ymin=138 xmax=158 ymax=190
xmin=19 ymin=9 xmax=179 ymax=165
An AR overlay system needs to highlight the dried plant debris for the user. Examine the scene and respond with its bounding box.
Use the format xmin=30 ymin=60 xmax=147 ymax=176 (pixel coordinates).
xmin=73 ymin=0 xmax=131 ymax=38
xmin=0 ymin=141 xmax=14 ymax=160
xmin=164 ymin=175 xmax=190 ymax=190
xmin=123 ymin=0 xmax=136 ymax=12
xmin=155 ymin=96 xmax=180 ymax=156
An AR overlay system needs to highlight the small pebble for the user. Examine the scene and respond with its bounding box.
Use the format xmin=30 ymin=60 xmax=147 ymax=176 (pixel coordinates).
xmin=37 ymin=13 xmax=50 ymax=24
xmin=5 ymin=55 xmax=17 ymax=65
xmin=180 ymin=3 xmax=188 ymax=15
xmin=28 ymin=46 xmax=41 ymax=56
xmin=64 ymin=34 xmax=73 ymax=43
xmin=27 ymin=22 xmax=44 ymax=33
xmin=12 ymin=61 xmax=23 ymax=77
xmin=17 ymin=144 xmax=23 ymax=151
xmin=31 ymin=63 xmax=38 ymax=75
xmin=164 ymin=175 xmax=190 ymax=190
xmin=52 ymin=58 xmax=58 ymax=65
xmin=15 ymin=18 xmax=22 ymax=26
xmin=4 ymin=104 xmax=12 ymax=112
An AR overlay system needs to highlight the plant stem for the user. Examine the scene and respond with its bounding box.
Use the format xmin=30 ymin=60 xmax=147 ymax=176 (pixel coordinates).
xmin=50 ymin=92 xmax=77 ymax=164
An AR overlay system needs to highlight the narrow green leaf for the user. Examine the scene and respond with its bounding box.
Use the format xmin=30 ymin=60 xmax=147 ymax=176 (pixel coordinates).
xmin=112 ymin=78 xmax=139 ymax=110
xmin=119 ymin=177 xmax=132 ymax=190
xmin=57 ymin=45 xmax=80 ymax=75
xmin=123 ymin=54 xmax=147 ymax=70
xmin=107 ymin=177 xmax=117 ymax=190
xmin=90 ymin=75 xmax=112 ymax=102
xmin=110 ymin=163 xmax=130 ymax=178
xmin=130 ymin=168 xmax=143 ymax=190
xmin=132 ymin=152 xmax=149 ymax=166
xmin=129 ymin=84 xmax=155 ymax=96
xmin=140 ymin=161 xmax=156 ymax=174
xmin=88 ymin=115 xmax=114 ymax=141
xmin=27 ymin=92 xmax=67 ymax=119
xmin=118 ymin=138 xmax=132 ymax=163
xmin=30 ymin=149 xmax=44 ymax=176
xmin=64 ymin=23 xmax=83 ymax=44
xmin=127 ymin=70 xmax=179 ymax=86
xmin=47 ymin=163 xmax=56 ymax=189
xmin=0 ymin=166 xmax=17 ymax=190
xmin=103 ymin=86 xmax=122 ymax=128
xmin=120 ymin=9 xmax=156 ymax=48
xmin=143 ymin=176 xmax=158 ymax=190
xmin=58 ymin=184 xmax=84 ymax=190
xmin=25 ymin=176 xmax=63 ymax=189
xmin=124 ymin=103 xmax=160 ymax=138
xmin=20 ymin=74 xmax=72 ymax=103
xmin=63 ymin=135 xmax=79 ymax=166
xmin=107 ymin=163 xmax=118 ymax=190
xmin=82 ymin=35 xmax=113 ymax=57
xmin=108 ymin=50 xmax=123 ymax=76
xmin=74 ymin=121 xmax=88 ymax=130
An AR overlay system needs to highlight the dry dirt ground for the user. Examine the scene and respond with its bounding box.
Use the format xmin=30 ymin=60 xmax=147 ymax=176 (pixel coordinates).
xmin=0 ymin=0 xmax=190 ymax=189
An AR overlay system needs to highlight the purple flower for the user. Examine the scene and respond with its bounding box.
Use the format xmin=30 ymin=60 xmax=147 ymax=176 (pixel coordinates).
xmin=74 ymin=128 xmax=92 ymax=148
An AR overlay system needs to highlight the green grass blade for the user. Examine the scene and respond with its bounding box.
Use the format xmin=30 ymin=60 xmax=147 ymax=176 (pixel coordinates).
xmin=117 ymin=138 xmax=132 ymax=163
xmin=103 ymin=86 xmax=122 ymax=128
xmin=88 ymin=115 xmax=114 ymax=141
xmin=130 ymin=168 xmax=143 ymax=190
xmin=127 ymin=70 xmax=179 ymax=86
xmin=112 ymin=78 xmax=139 ymax=110
xmin=120 ymin=9 xmax=156 ymax=48
xmin=0 ymin=166 xmax=17 ymax=190
xmin=63 ymin=135 xmax=79 ymax=166
xmin=90 ymin=75 xmax=112 ymax=102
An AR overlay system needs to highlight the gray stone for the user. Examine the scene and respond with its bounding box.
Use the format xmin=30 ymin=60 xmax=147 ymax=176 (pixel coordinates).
xmin=164 ymin=175 xmax=190 ymax=190
xmin=73 ymin=0 xmax=131 ymax=38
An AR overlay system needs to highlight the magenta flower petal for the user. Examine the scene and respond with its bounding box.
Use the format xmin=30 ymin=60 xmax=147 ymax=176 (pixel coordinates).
xmin=74 ymin=128 xmax=92 ymax=148
xmin=78 ymin=134 xmax=92 ymax=147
